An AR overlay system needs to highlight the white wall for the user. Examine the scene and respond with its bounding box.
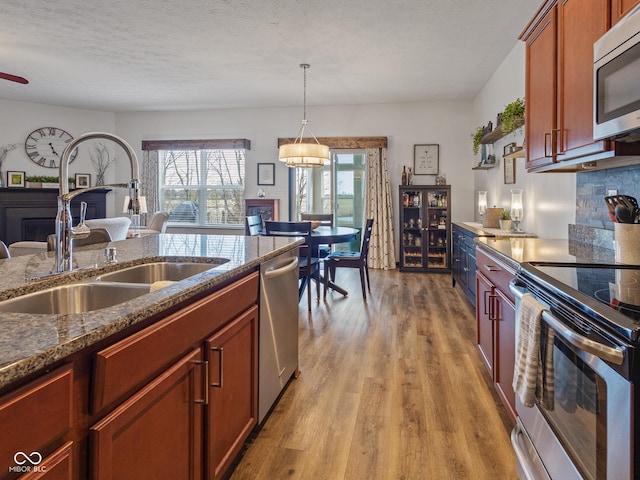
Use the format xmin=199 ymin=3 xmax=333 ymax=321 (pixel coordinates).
xmin=471 ymin=43 xmax=576 ymax=239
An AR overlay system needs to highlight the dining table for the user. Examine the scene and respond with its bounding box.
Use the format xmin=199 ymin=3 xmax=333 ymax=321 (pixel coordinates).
xmin=310 ymin=225 xmax=359 ymax=296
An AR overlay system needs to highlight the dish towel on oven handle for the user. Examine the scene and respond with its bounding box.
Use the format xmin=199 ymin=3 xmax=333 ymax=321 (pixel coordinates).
xmin=513 ymin=293 xmax=555 ymax=410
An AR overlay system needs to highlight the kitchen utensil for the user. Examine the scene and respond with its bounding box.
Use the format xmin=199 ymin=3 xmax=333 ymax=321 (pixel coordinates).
xmin=615 ymin=204 xmax=634 ymax=223
xmin=621 ymin=195 xmax=640 ymax=223
xmin=604 ymin=196 xmax=618 ymax=221
xmin=605 ymin=195 xmax=640 ymax=222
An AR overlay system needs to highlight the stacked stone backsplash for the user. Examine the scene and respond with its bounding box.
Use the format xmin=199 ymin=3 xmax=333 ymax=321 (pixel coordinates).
xmin=571 ymin=164 xmax=640 ymax=250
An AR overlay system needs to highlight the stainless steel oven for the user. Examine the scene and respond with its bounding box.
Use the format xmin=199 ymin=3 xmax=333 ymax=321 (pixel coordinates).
xmin=510 ymin=262 xmax=640 ymax=480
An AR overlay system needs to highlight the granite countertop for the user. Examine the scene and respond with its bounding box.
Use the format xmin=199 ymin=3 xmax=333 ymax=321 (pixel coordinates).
xmin=476 ymin=236 xmax=616 ymax=266
xmin=0 ymin=233 xmax=301 ymax=389
xmin=454 ymin=221 xmax=537 ymax=238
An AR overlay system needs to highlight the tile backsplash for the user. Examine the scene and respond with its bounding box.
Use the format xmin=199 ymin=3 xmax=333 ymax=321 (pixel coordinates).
xmin=572 ymin=164 xmax=640 ymax=250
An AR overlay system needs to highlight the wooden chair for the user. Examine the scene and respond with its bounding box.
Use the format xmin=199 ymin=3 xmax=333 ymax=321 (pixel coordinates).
xmin=301 ymin=213 xmax=333 ymax=257
xmin=245 ymin=214 xmax=264 ymax=236
xmin=323 ymin=218 xmax=374 ymax=301
xmin=264 ymin=221 xmax=320 ymax=311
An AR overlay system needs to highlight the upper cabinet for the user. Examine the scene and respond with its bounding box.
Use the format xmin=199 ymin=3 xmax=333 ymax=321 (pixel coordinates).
xmin=521 ymin=0 xmax=640 ymax=172
xmin=612 ymin=0 xmax=640 ymax=25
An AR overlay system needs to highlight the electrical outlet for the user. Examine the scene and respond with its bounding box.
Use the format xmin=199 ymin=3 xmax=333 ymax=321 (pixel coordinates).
xmin=608 ymin=189 xmax=618 ymax=196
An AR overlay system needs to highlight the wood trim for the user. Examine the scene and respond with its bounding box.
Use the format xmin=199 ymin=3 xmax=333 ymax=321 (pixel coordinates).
xmin=519 ymin=0 xmax=557 ymax=40
xmin=277 ymin=136 xmax=387 ymax=149
xmin=141 ymin=138 xmax=251 ymax=151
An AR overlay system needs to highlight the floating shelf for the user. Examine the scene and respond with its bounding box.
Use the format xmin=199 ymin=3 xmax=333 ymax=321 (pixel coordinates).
xmin=479 ymin=119 xmax=524 ymax=145
xmin=472 ymin=163 xmax=497 ymax=170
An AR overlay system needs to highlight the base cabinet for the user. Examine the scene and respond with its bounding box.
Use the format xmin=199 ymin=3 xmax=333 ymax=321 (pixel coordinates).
xmin=206 ymin=306 xmax=258 ymax=480
xmin=452 ymin=224 xmax=478 ymax=304
xmin=476 ymin=247 xmax=517 ymax=422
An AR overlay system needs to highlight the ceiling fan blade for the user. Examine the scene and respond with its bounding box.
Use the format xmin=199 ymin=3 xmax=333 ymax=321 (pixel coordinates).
xmin=0 ymin=72 xmax=29 ymax=84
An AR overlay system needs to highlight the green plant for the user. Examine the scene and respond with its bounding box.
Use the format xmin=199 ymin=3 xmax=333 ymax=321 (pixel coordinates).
xmin=500 ymin=210 xmax=511 ymax=220
xmin=26 ymin=175 xmax=75 ymax=183
xmin=472 ymin=126 xmax=484 ymax=155
xmin=501 ymin=98 xmax=525 ymax=134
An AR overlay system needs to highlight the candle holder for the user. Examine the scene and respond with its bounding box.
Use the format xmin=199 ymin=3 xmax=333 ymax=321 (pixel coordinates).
xmin=478 ymin=191 xmax=487 ymax=223
xmin=510 ymin=189 xmax=524 ymax=232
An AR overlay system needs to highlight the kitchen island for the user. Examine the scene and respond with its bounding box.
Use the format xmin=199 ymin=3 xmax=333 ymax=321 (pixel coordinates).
xmin=0 ymin=233 xmax=301 ymax=479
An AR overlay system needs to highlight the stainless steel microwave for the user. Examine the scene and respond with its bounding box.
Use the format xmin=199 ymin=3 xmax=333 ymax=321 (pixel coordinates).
xmin=594 ymin=5 xmax=640 ymax=141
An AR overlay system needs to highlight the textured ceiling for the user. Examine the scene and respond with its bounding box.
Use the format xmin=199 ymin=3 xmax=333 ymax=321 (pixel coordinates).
xmin=0 ymin=0 xmax=540 ymax=112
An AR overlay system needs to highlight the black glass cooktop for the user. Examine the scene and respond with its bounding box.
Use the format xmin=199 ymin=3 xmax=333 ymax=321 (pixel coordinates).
xmin=519 ymin=262 xmax=640 ymax=344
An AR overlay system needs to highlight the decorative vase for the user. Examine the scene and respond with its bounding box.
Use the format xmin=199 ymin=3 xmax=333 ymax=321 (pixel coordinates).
xmin=499 ymin=219 xmax=512 ymax=231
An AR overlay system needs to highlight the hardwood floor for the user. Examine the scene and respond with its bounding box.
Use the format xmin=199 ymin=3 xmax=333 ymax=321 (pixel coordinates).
xmin=230 ymin=269 xmax=517 ymax=480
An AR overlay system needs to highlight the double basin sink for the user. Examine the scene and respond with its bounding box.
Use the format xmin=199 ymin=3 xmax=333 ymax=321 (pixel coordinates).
xmin=0 ymin=260 xmax=229 ymax=315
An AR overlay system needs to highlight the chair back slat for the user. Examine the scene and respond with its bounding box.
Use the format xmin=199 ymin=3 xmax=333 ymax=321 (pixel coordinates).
xmin=360 ymin=218 xmax=375 ymax=260
xmin=300 ymin=213 xmax=334 ymax=227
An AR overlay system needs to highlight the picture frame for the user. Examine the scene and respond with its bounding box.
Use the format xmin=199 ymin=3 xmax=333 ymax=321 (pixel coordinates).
xmin=257 ymin=163 xmax=275 ymax=186
xmin=75 ymin=173 xmax=91 ymax=188
xmin=7 ymin=171 xmax=25 ymax=188
xmin=413 ymin=144 xmax=439 ymax=175
xmin=504 ymin=157 xmax=516 ymax=184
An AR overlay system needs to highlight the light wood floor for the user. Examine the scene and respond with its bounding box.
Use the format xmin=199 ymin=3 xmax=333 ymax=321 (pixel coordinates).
xmin=230 ymin=268 xmax=517 ymax=480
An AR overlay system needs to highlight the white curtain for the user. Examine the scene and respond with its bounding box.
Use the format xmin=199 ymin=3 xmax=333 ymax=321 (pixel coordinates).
xmin=365 ymin=147 xmax=396 ymax=270
xmin=141 ymin=150 xmax=159 ymax=224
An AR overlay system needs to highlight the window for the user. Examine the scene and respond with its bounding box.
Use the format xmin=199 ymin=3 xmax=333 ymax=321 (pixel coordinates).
xmin=159 ymin=148 xmax=245 ymax=226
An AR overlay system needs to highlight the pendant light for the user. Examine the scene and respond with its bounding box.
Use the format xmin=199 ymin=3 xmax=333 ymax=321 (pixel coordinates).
xmin=278 ymin=64 xmax=330 ymax=168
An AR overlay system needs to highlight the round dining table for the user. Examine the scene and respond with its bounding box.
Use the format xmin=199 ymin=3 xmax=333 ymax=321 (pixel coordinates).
xmin=310 ymin=226 xmax=359 ymax=296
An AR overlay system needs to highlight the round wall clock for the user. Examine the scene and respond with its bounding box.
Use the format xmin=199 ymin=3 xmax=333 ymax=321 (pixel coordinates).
xmin=24 ymin=127 xmax=78 ymax=169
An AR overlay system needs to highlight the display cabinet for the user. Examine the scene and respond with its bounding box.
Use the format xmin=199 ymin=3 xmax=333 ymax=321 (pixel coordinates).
xmin=399 ymin=185 xmax=450 ymax=272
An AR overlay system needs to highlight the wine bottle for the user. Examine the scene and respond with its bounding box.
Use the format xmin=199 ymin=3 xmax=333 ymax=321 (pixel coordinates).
xmin=401 ymin=166 xmax=407 ymax=185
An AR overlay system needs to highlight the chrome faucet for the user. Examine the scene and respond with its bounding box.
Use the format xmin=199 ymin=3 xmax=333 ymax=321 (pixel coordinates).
xmin=55 ymin=132 xmax=140 ymax=272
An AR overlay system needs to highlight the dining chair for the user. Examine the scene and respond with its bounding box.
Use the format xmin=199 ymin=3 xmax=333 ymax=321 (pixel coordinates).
xmin=46 ymin=228 xmax=113 ymax=251
xmin=245 ymin=214 xmax=264 ymax=236
xmin=0 ymin=241 xmax=10 ymax=259
xmin=146 ymin=212 xmax=169 ymax=233
xmin=301 ymin=213 xmax=333 ymax=257
xmin=264 ymin=220 xmax=320 ymax=311
xmin=323 ymin=218 xmax=374 ymax=301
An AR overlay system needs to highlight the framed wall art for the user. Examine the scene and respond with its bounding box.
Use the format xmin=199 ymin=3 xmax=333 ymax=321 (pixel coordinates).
xmin=504 ymin=157 xmax=516 ymax=184
xmin=414 ymin=144 xmax=439 ymax=175
xmin=75 ymin=173 xmax=91 ymax=188
xmin=7 ymin=171 xmax=25 ymax=188
xmin=257 ymin=163 xmax=275 ymax=186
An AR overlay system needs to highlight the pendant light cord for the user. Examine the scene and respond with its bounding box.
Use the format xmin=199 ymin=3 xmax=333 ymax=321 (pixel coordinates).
xmin=301 ymin=63 xmax=310 ymax=123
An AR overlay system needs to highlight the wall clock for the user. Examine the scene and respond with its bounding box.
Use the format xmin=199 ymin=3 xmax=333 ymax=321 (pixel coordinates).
xmin=24 ymin=127 xmax=77 ymax=169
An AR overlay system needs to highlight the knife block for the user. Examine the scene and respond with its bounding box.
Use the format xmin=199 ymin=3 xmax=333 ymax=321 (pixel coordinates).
xmin=483 ymin=208 xmax=503 ymax=229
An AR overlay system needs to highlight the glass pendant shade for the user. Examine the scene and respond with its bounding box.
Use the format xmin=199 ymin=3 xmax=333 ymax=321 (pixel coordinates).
xmin=510 ymin=189 xmax=524 ymax=232
xmin=478 ymin=191 xmax=487 ymax=216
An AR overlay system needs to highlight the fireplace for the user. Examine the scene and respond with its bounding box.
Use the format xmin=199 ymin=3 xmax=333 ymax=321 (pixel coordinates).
xmin=0 ymin=188 xmax=110 ymax=244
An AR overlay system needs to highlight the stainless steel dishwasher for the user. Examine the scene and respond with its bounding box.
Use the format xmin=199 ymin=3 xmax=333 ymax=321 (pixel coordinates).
xmin=259 ymin=248 xmax=299 ymax=423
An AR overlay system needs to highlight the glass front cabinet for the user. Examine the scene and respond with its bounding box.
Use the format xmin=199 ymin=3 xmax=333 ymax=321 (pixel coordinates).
xmin=399 ymin=185 xmax=451 ymax=272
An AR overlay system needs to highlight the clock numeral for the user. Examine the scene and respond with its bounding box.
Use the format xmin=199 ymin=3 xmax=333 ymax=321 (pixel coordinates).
xmin=49 ymin=159 xmax=57 ymax=168
xmin=36 ymin=129 xmax=46 ymax=137
xmin=27 ymin=150 xmax=39 ymax=160
xmin=25 ymin=143 xmax=37 ymax=151
xmin=37 ymin=157 xmax=46 ymax=166
xmin=48 ymin=127 xmax=56 ymax=136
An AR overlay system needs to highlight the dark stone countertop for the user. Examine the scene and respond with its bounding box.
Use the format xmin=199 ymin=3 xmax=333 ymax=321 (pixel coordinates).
xmin=0 ymin=233 xmax=301 ymax=389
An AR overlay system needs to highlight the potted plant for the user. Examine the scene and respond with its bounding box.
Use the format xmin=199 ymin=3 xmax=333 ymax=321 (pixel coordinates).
xmin=499 ymin=210 xmax=512 ymax=231
xmin=501 ymin=98 xmax=525 ymax=134
xmin=472 ymin=126 xmax=484 ymax=155
xmin=26 ymin=176 xmax=76 ymax=189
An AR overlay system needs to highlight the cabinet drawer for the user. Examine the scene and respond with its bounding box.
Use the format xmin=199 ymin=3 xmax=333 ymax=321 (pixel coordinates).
xmin=476 ymin=248 xmax=516 ymax=300
xmin=0 ymin=365 xmax=73 ymax=474
xmin=92 ymin=272 xmax=258 ymax=412
xmin=20 ymin=441 xmax=74 ymax=480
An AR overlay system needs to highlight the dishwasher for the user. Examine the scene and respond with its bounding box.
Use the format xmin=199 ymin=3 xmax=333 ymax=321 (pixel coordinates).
xmin=259 ymin=248 xmax=299 ymax=424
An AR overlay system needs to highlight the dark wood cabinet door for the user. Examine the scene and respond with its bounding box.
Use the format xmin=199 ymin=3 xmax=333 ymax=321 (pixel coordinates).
xmin=206 ymin=306 xmax=259 ymax=480
xmin=494 ymin=289 xmax=516 ymax=423
xmin=20 ymin=442 xmax=74 ymax=480
xmin=611 ymin=0 xmax=640 ymax=24
xmin=90 ymin=349 xmax=203 ymax=480
xmin=476 ymin=272 xmax=495 ymax=376
xmin=556 ymin=0 xmax=609 ymax=162
xmin=525 ymin=4 xmax=557 ymax=169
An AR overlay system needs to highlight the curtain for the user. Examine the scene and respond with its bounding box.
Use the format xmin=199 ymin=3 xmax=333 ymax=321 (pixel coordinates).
xmin=364 ymin=147 xmax=396 ymax=270
xmin=141 ymin=150 xmax=159 ymax=225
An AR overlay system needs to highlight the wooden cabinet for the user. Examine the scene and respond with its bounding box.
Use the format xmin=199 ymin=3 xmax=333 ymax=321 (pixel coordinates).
xmin=0 ymin=364 xmax=73 ymax=478
xmin=20 ymin=442 xmax=74 ymax=480
xmin=452 ymin=224 xmax=478 ymax=305
xmin=399 ymin=185 xmax=451 ymax=272
xmin=90 ymin=349 xmax=204 ymax=480
xmin=206 ymin=306 xmax=258 ymax=480
xmin=522 ymin=0 xmax=611 ymax=171
xmin=475 ymin=247 xmax=517 ymax=422
xmin=90 ymin=272 xmax=259 ymax=480
xmin=612 ymin=0 xmax=640 ymax=24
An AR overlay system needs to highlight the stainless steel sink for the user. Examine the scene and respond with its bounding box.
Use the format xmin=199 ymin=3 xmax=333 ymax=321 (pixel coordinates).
xmin=94 ymin=261 xmax=226 ymax=283
xmin=0 ymin=282 xmax=151 ymax=315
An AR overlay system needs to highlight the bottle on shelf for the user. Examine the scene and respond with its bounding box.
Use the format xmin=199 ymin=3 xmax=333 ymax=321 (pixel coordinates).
xmin=401 ymin=166 xmax=407 ymax=185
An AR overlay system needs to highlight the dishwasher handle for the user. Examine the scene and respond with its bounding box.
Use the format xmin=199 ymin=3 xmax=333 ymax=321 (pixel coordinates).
xmin=264 ymin=257 xmax=299 ymax=279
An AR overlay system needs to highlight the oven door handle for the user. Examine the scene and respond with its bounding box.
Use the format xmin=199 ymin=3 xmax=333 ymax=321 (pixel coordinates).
xmin=509 ymin=280 xmax=625 ymax=366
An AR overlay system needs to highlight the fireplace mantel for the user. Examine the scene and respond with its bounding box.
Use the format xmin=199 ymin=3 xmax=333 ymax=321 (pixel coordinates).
xmin=0 ymin=188 xmax=110 ymax=245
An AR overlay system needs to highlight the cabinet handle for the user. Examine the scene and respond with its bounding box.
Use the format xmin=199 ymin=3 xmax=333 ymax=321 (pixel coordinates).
xmin=483 ymin=264 xmax=501 ymax=272
xmin=483 ymin=290 xmax=491 ymax=315
xmin=210 ymin=346 xmax=223 ymax=388
xmin=489 ymin=294 xmax=498 ymax=321
xmin=193 ymin=360 xmax=209 ymax=405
